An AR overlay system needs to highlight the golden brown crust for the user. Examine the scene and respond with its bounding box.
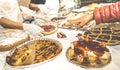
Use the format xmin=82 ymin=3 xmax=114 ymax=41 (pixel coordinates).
xmin=67 ymin=37 xmax=111 ymax=67
xmin=40 ymin=25 xmax=58 ymax=35
xmin=82 ymin=22 xmax=120 ymax=45
xmin=6 ymin=41 xmax=35 ymax=66
xmin=6 ymin=38 xmax=62 ymax=66
xmin=34 ymin=39 xmax=62 ymax=63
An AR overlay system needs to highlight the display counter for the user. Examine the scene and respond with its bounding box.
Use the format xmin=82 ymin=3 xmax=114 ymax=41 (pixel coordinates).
xmin=0 ymin=28 xmax=120 ymax=70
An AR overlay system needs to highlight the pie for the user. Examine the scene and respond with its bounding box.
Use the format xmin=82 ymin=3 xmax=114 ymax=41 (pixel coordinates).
xmin=6 ymin=38 xmax=62 ymax=66
xmin=40 ymin=25 xmax=58 ymax=35
xmin=66 ymin=37 xmax=111 ymax=67
xmin=6 ymin=41 xmax=35 ymax=66
xmin=82 ymin=22 xmax=120 ymax=45
xmin=34 ymin=39 xmax=62 ymax=63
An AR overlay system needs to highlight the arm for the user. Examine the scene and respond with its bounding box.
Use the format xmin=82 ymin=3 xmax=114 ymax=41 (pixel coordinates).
xmin=63 ymin=14 xmax=94 ymax=29
xmin=29 ymin=3 xmax=39 ymax=11
xmin=76 ymin=14 xmax=94 ymax=29
xmin=0 ymin=17 xmax=23 ymax=29
xmin=0 ymin=17 xmax=44 ymax=36
xmin=29 ymin=0 xmax=59 ymax=20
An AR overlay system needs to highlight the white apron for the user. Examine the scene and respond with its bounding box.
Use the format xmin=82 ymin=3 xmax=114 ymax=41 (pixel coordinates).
xmin=37 ymin=0 xmax=59 ymax=20
xmin=0 ymin=0 xmax=23 ymax=22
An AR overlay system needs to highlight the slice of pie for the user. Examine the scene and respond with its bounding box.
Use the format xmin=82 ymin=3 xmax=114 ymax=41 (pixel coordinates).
xmin=40 ymin=25 xmax=58 ymax=35
xmin=6 ymin=41 xmax=35 ymax=66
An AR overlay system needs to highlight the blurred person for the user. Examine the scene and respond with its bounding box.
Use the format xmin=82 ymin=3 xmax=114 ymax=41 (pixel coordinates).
xmin=29 ymin=0 xmax=60 ymax=20
xmin=0 ymin=0 xmax=44 ymax=36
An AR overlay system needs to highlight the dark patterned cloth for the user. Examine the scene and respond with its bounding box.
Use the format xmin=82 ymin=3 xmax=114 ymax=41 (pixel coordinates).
xmin=31 ymin=0 xmax=46 ymax=4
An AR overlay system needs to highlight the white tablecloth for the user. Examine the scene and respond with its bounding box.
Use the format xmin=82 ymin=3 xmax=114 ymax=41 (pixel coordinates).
xmin=1 ymin=28 xmax=120 ymax=70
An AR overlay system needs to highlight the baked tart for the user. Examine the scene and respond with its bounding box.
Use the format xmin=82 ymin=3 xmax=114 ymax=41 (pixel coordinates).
xmin=82 ymin=22 xmax=120 ymax=45
xmin=66 ymin=37 xmax=111 ymax=68
xmin=34 ymin=38 xmax=62 ymax=63
xmin=6 ymin=40 xmax=35 ymax=66
xmin=40 ymin=25 xmax=58 ymax=35
xmin=6 ymin=38 xmax=62 ymax=67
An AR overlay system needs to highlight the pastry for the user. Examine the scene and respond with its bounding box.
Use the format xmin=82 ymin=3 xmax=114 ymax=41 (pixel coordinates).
xmin=66 ymin=37 xmax=111 ymax=67
xmin=6 ymin=41 xmax=35 ymax=66
xmin=34 ymin=39 xmax=62 ymax=63
xmin=40 ymin=25 xmax=58 ymax=35
xmin=6 ymin=38 xmax=62 ymax=66
xmin=83 ymin=22 xmax=120 ymax=45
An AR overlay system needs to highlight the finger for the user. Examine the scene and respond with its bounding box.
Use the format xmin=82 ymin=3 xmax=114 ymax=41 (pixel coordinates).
xmin=63 ymin=21 xmax=79 ymax=27
xmin=62 ymin=22 xmax=71 ymax=26
xmin=75 ymin=22 xmax=85 ymax=29
xmin=74 ymin=22 xmax=80 ymax=29
xmin=67 ymin=19 xmax=81 ymax=24
xmin=76 ymin=19 xmax=92 ymax=29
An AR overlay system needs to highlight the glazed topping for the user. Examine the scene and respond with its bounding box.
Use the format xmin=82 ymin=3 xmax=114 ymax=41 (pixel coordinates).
xmin=6 ymin=46 xmax=33 ymax=66
xmin=6 ymin=39 xmax=62 ymax=66
xmin=34 ymin=40 xmax=61 ymax=63
xmin=74 ymin=38 xmax=109 ymax=56
xmin=57 ymin=32 xmax=67 ymax=38
xmin=83 ymin=25 xmax=120 ymax=45
xmin=40 ymin=25 xmax=56 ymax=32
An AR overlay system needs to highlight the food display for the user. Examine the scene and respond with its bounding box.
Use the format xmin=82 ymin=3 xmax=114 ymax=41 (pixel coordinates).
xmin=0 ymin=29 xmax=29 ymax=51
xmin=66 ymin=37 xmax=111 ymax=67
xmin=6 ymin=38 xmax=62 ymax=67
xmin=1 ymin=1 xmax=120 ymax=70
xmin=82 ymin=22 xmax=120 ymax=45
xmin=40 ymin=25 xmax=58 ymax=35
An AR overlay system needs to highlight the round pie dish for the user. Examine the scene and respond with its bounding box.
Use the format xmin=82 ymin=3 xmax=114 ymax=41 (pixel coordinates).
xmin=5 ymin=38 xmax=62 ymax=69
xmin=66 ymin=37 xmax=111 ymax=68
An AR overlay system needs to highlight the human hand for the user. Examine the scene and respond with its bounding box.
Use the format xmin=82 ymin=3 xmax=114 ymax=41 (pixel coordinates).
xmin=20 ymin=6 xmax=35 ymax=20
xmin=63 ymin=14 xmax=93 ymax=29
xmin=23 ymin=23 xmax=44 ymax=36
